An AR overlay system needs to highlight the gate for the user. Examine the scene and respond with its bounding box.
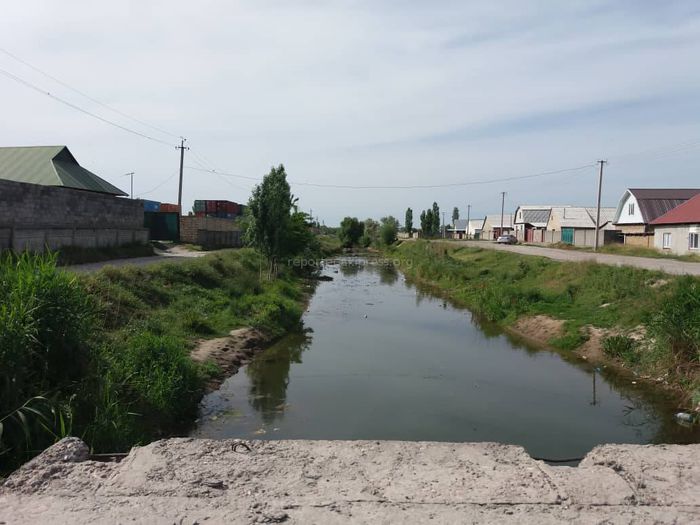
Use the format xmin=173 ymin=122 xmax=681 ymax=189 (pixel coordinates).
xmin=144 ymin=212 xmax=180 ymax=241
xmin=561 ymin=227 xmax=574 ymax=245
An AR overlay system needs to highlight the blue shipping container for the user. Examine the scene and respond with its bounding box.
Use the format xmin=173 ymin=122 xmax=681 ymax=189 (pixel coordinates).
xmin=143 ymin=200 xmax=161 ymax=212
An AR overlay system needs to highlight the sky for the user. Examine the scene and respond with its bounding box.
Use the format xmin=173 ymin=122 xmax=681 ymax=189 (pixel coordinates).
xmin=2 ymin=0 xmax=700 ymax=225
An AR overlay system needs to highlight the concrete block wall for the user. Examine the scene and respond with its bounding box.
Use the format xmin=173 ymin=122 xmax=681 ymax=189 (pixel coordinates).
xmin=0 ymin=178 xmax=148 ymax=251
xmin=180 ymin=216 xmax=242 ymax=245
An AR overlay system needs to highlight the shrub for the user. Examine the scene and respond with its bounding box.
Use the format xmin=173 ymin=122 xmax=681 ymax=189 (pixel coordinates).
xmin=649 ymin=277 xmax=700 ymax=362
xmin=603 ymin=335 xmax=640 ymax=364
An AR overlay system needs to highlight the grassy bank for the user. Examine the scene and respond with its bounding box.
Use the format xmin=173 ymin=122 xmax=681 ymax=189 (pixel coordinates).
xmin=0 ymin=249 xmax=306 ymax=473
xmin=392 ymin=241 xmax=700 ymax=405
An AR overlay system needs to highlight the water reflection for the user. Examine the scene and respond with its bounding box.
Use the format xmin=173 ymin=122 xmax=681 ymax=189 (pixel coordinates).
xmin=245 ymin=330 xmax=312 ymax=424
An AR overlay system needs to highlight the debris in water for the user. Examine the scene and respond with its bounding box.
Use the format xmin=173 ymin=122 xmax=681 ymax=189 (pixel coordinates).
xmin=675 ymin=412 xmax=696 ymax=424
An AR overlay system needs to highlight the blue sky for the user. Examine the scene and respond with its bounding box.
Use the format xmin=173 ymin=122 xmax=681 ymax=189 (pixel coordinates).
xmin=1 ymin=1 xmax=700 ymax=224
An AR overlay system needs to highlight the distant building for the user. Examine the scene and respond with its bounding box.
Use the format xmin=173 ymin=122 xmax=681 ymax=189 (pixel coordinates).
xmin=546 ymin=206 xmax=616 ymax=246
xmin=447 ymin=219 xmax=469 ymax=239
xmin=650 ymin=193 xmax=700 ymax=255
xmin=514 ymin=206 xmax=553 ymax=243
xmin=481 ymin=214 xmax=514 ymax=240
xmin=613 ymin=188 xmax=700 ymax=247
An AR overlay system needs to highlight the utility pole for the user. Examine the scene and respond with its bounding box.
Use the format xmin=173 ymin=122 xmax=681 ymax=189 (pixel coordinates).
xmin=177 ymin=138 xmax=189 ymax=213
xmin=594 ymin=160 xmax=607 ymax=251
xmin=500 ymin=191 xmax=506 ymax=236
xmin=466 ymin=204 xmax=471 ymax=239
xmin=442 ymin=211 xmax=446 ymax=238
xmin=123 ymin=172 xmax=135 ymax=199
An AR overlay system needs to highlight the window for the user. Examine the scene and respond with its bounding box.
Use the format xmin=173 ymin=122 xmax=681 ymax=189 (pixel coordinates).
xmin=628 ymin=203 xmax=635 ymax=216
xmin=690 ymin=233 xmax=699 ymax=250
xmin=662 ymin=232 xmax=672 ymax=249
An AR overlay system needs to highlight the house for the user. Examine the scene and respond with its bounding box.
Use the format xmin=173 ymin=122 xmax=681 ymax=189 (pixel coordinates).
xmin=650 ymin=193 xmax=700 ymax=255
xmin=447 ymin=219 xmax=469 ymax=239
xmin=467 ymin=219 xmax=483 ymax=239
xmin=613 ymin=188 xmax=700 ymax=247
xmin=480 ymin=214 xmax=514 ymax=240
xmin=514 ymin=206 xmax=552 ymax=242
xmin=546 ymin=206 xmax=617 ymax=246
xmin=0 ymin=145 xmax=147 ymax=251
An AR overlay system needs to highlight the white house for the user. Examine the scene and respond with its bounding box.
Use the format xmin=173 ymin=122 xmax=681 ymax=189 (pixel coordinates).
xmin=480 ymin=214 xmax=514 ymax=240
xmin=651 ymin=193 xmax=700 ymax=255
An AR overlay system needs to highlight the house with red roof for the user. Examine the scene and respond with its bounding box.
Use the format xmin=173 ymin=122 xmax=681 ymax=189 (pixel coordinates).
xmin=650 ymin=193 xmax=700 ymax=255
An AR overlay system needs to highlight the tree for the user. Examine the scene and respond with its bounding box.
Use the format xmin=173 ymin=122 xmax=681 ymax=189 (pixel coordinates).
xmin=452 ymin=207 xmax=459 ymax=223
xmin=245 ymin=164 xmax=295 ymax=279
xmin=339 ymin=217 xmax=364 ymax=248
xmin=405 ymin=208 xmax=413 ymax=238
xmin=419 ymin=210 xmax=427 ymax=236
xmin=380 ymin=216 xmax=399 ymax=245
xmin=432 ymin=202 xmax=441 ymax=237
xmin=424 ymin=209 xmax=434 ymax=237
xmin=361 ymin=218 xmax=379 ymax=247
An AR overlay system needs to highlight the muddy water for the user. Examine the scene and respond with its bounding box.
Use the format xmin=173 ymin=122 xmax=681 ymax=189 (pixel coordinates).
xmin=193 ymin=259 xmax=700 ymax=460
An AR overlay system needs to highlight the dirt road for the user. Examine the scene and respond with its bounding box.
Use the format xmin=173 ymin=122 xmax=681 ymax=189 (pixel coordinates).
xmin=2 ymin=437 xmax=698 ymax=523
xmin=455 ymin=240 xmax=700 ymax=276
xmin=63 ymin=245 xmax=209 ymax=274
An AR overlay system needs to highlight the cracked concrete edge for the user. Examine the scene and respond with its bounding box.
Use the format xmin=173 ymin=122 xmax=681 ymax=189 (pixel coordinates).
xmin=1 ymin=438 xmax=699 ymax=524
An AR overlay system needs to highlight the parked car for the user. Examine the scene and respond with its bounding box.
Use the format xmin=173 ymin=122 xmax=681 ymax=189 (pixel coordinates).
xmin=496 ymin=234 xmax=518 ymax=244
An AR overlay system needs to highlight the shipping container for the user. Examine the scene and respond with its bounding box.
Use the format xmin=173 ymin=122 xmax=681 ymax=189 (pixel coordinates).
xmin=143 ymin=200 xmax=161 ymax=212
xmin=160 ymin=203 xmax=181 ymax=213
xmin=193 ymin=200 xmax=205 ymax=212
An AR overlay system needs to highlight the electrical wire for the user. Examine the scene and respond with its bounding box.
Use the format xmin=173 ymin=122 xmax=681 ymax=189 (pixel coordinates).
xmin=0 ymin=67 xmax=177 ymax=148
xmin=185 ymin=163 xmax=596 ymax=189
xmin=136 ymin=171 xmax=179 ymax=197
xmin=0 ymin=47 xmax=181 ymax=140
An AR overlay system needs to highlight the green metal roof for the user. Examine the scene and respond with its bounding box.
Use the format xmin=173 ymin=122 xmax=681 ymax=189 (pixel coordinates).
xmin=0 ymin=145 xmax=127 ymax=196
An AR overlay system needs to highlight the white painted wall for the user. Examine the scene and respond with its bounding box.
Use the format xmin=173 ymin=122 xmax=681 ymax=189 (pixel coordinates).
xmin=653 ymin=224 xmax=700 ymax=255
xmin=614 ymin=193 xmax=644 ymax=225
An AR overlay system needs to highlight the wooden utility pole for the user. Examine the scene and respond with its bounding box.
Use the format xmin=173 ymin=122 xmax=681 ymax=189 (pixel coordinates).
xmin=500 ymin=192 xmax=506 ymax=236
xmin=442 ymin=211 xmax=446 ymax=238
xmin=594 ymin=160 xmax=607 ymax=251
xmin=177 ymin=138 xmax=189 ymax=212
xmin=466 ymin=204 xmax=471 ymax=239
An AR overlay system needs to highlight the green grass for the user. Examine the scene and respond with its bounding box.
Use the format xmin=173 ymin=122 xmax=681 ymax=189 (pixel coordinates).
xmin=393 ymin=241 xmax=700 ymax=401
xmin=1 ymin=248 xmax=306 ymax=473
xmin=536 ymin=241 xmax=700 ymax=262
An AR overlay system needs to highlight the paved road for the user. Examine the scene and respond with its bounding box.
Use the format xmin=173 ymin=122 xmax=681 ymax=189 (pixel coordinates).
xmin=2 ymin=437 xmax=699 ymax=523
xmin=454 ymin=240 xmax=700 ymax=276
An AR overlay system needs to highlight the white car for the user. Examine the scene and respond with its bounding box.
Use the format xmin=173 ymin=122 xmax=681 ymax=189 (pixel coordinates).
xmin=496 ymin=234 xmax=517 ymax=245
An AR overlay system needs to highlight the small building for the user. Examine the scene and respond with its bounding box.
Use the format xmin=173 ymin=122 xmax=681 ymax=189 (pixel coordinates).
xmin=467 ymin=219 xmax=483 ymax=239
xmin=612 ymin=188 xmax=700 ymax=247
xmin=546 ymin=206 xmax=616 ymax=246
xmin=0 ymin=145 xmax=147 ymax=251
xmin=447 ymin=219 xmax=469 ymax=239
xmin=514 ymin=206 xmax=553 ymax=243
xmin=481 ymin=214 xmax=514 ymax=240
xmin=650 ymin=193 xmax=700 ymax=255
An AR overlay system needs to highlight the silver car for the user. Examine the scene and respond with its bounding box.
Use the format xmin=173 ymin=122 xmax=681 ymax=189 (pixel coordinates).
xmin=496 ymin=234 xmax=517 ymax=244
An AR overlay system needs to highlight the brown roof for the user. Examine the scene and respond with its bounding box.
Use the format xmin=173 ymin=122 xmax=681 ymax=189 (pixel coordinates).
xmin=651 ymin=193 xmax=700 ymax=225
xmin=629 ymin=188 xmax=700 ymax=224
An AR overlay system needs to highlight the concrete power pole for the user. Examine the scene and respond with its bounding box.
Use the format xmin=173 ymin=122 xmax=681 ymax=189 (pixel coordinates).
xmin=123 ymin=172 xmax=135 ymax=199
xmin=500 ymin=192 xmax=507 ymax=236
xmin=442 ymin=211 xmax=446 ymax=238
xmin=594 ymin=160 xmax=607 ymax=252
xmin=177 ymin=138 xmax=189 ymax=213
xmin=466 ymin=204 xmax=471 ymax=239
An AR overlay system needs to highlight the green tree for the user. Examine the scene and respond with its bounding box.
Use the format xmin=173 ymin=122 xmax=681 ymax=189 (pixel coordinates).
xmin=380 ymin=216 xmax=399 ymax=245
xmin=361 ymin=218 xmax=380 ymax=247
xmin=245 ymin=164 xmax=295 ymax=279
xmin=424 ymin=209 xmax=434 ymax=237
xmin=452 ymin=207 xmax=459 ymax=223
xmin=339 ymin=217 xmax=364 ymax=248
xmin=405 ymin=208 xmax=413 ymax=238
xmin=432 ymin=202 xmax=441 ymax=237
xmin=419 ymin=210 xmax=427 ymax=236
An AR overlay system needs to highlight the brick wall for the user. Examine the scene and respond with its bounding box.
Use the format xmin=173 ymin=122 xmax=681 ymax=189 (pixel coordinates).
xmin=0 ymin=178 xmax=148 ymax=251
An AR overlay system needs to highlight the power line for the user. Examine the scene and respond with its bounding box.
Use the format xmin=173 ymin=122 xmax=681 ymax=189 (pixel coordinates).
xmin=0 ymin=47 xmax=181 ymax=140
xmin=136 ymin=171 xmax=179 ymax=198
xmin=0 ymin=66 xmax=177 ymax=147
xmin=185 ymin=163 xmax=596 ymax=190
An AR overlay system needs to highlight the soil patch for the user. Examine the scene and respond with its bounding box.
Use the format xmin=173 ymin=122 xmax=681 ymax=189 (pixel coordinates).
xmin=191 ymin=328 xmax=271 ymax=391
xmin=509 ymin=315 xmax=565 ymax=348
